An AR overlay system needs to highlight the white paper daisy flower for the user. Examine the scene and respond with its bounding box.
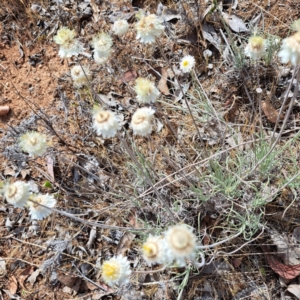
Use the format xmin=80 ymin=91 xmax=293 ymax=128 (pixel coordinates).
xmin=101 ymin=255 xmax=131 ymax=287
xmin=180 ymin=55 xmax=196 ymax=73
xmin=112 ymin=20 xmax=129 ymax=36
xmin=93 ymin=50 xmax=110 ymax=65
xmin=164 ymin=224 xmax=196 ymax=267
xmin=92 ymin=107 xmax=120 ymax=138
xmin=135 ymin=78 xmax=159 ymax=104
xmin=3 ymin=181 xmax=30 ymax=208
xmin=244 ymin=36 xmax=266 ymax=60
xmin=135 ymin=14 xmax=164 ymax=44
xmin=131 ymin=107 xmax=155 ymax=136
xmin=91 ymin=32 xmax=113 ymax=57
xmin=53 ymin=27 xmax=76 ymax=45
xmin=58 ymin=40 xmax=84 ymax=59
xmin=19 ymin=131 xmax=48 ymax=157
xmin=142 ymin=235 xmax=169 ymax=265
xmin=70 ymin=65 xmax=91 ymax=88
xmin=29 ymin=193 xmax=57 ymax=220
xmin=278 ymin=31 xmax=300 ymax=66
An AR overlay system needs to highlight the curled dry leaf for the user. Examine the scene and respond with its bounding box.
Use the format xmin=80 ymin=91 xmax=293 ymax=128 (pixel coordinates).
xmin=17 ymin=266 xmax=34 ymax=289
xmin=222 ymin=12 xmax=248 ymax=33
xmin=0 ymin=258 xmax=6 ymax=276
xmin=27 ymin=268 xmax=41 ymax=286
xmin=261 ymin=100 xmax=285 ymax=123
xmin=87 ymin=227 xmax=97 ymax=250
xmin=262 ymin=245 xmax=300 ymax=280
xmin=0 ymin=105 xmax=10 ymax=116
xmin=116 ymin=232 xmax=135 ymax=256
xmin=149 ymin=67 xmax=170 ymax=96
xmin=287 ymin=284 xmax=300 ymax=299
xmin=56 ymin=270 xmax=79 ymax=288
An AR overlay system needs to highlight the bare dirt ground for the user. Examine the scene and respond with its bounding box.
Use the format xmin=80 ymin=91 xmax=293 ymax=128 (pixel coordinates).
xmin=1 ymin=0 xmax=300 ymax=299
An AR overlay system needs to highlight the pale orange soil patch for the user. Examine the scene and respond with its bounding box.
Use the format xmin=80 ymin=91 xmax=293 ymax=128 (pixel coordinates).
xmin=0 ymin=42 xmax=68 ymax=127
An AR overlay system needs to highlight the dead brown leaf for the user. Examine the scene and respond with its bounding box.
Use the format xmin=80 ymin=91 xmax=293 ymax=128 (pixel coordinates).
xmin=149 ymin=67 xmax=170 ymax=95
xmin=7 ymin=275 xmax=18 ymax=295
xmin=119 ymin=70 xmax=137 ymax=83
xmin=27 ymin=268 xmax=41 ymax=286
xmin=232 ymin=258 xmax=243 ymax=269
xmin=20 ymin=169 xmax=31 ymax=179
xmin=261 ymin=100 xmax=284 ymax=123
xmin=56 ymin=270 xmax=80 ymax=288
xmin=128 ymin=208 xmax=139 ymax=228
xmin=17 ymin=266 xmax=34 ymax=289
xmin=262 ymin=245 xmax=300 ymax=280
xmin=116 ymin=232 xmax=135 ymax=256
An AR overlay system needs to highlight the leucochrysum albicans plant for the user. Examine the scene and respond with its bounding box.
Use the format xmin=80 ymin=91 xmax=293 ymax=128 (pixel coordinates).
xmin=180 ymin=55 xmax=196 ymax=73
xmin=135 ymin=10 xmax=164 ymax=44
xmin=53 ymin=27 xmax=84 ymax=58
xmin=2 ymin=180 xmax=30 ymax=208
xmin=70 ymin=65 xmax=91 ymax=88
xmin=134 ymin=78 xmax=159 ymax=104
xmin=142 ymin=224 xmax=197 ymax=267
xmin=278 ymin=27 xmax=300 ymax=66
xmin=19 ymin=131 xmax=49 ymax=157
xmin=99 ymin=224 xmax=197 ymax=287
xmin=101 ymin=255 xmax=131 ymax=287
xmin=91 ymin=32 xmax=113 ymax=65
xmin=28 ymin=193 xmax=57 ymax=220
xmin=112 ymin=19 xmax=129 ymax=36
xmin=244 ymin=35 xmax=266 ymax=61
xmin=164 ymin=224 xmax=197 ymax=267
xmin=92 ymin=106 xmax=120 ymax=138
xmin=130 ymin=107 xmax=155 ymax=136
xmin=0 ymin=181 xmax=57 ymax=220
xmin=142 ymin=235 xmax=168 ymax=266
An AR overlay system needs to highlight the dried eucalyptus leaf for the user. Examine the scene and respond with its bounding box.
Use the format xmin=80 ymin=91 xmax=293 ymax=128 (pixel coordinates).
xmin=222 ymin=12 xmax=248 ymax=33
xmin=250 ymin=13 xmax=262 ymax=29
xmin=173 ymin=82 xmax=190 ymax=102
xmin=27 ymin=268 xmax=41 ymax=286
xmin=0 ymin=258 xmax=6 ymax=276
xmin=202 ymin=23 xmax=222 ymax=51
xmin=157 ymin=3 xmax=181 ymax=22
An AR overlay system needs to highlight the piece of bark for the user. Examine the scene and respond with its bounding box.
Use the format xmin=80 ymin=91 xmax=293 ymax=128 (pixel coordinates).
xmin=0 ymin=105 xmax=10 ymax=116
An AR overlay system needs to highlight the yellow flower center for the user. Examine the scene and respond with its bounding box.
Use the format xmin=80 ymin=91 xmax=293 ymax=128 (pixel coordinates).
xmin=249 ymin=36 xmax=264 ymax=51
xmin=183 ymin=60 xmax=189 ymax=67
xmin=170 ymin=229 xmax=189 ymax=250
xmin=102 ymin=262 xmax=120 ymax=280
xmin=143 ymin=242 xmax=158 ymax=258
xmin=74 ymin=69 xmax=81 ymax=76
xmin=7 ymin=185 xmax=17 ymax=198
xmin=96 ymin=111 xmax=110 ymax=124
xmin=133 ymin=115 xmax=146 ymax=125
xmin=29 ymin=137 xmax=38 ymax=146
xmin=136 ymin=78 xmax=152 ymax=96
xmin=32 ymin=197 xmax=42 ymax=208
